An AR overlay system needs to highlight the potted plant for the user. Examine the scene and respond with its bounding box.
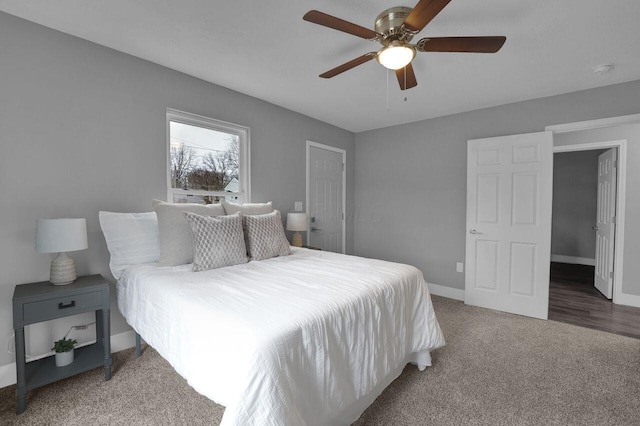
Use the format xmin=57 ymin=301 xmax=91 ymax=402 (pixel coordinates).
xmin=52 ymin=337 xmax=77 ymax=367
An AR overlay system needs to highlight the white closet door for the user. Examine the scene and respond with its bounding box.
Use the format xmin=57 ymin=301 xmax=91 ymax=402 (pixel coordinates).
xmin=307 ymin=144 xmax=345 ymax=253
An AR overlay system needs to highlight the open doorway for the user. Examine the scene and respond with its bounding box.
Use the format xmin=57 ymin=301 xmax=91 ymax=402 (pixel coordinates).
xmin=549 ymin=144 xmax=640 ymax=339
xmin=551 ymin=149 xmax=607 ymax=274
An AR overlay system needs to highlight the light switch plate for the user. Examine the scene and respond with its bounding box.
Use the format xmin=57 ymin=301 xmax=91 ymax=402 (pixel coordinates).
xmin=294 ymin=201 xmax=303 ymax=211
xmin=456 ymin=262 xmax=464 ymax=273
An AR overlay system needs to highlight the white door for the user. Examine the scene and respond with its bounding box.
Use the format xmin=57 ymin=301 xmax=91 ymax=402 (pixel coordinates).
xmin=307 ymin=143 xmax=345 ymax=253
xmin=465 ymin=132 xmax=553 ymax=319
xmin=594 ymin=149 xmax=617 ymax=299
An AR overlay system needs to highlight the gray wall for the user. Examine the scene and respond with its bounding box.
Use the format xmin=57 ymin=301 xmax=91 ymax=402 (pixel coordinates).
xmin=354 ymin=79 xmax=640 ymax=294
xmin=555 ymin=125 xmax=640 ymax=296
xmin=0 ymin=12 xmax=354 ymax=369
xmin=551 ymin=150 xmax=605 ymax=260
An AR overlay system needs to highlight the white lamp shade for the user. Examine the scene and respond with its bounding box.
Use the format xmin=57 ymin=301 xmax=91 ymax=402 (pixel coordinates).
xmin=286 ymin=213 xmax=308 ymax=232
xmin=36 ymin=218 xmax=88 ymax=253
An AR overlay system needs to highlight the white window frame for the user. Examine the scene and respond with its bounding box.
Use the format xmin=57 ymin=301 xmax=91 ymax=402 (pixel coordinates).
xmin=166 ymin=108 xmax=251 ymax=203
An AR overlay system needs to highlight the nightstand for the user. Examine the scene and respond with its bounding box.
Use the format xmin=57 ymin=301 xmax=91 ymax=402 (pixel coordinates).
xmin=12 ymin=274 xmax=111 ymax=414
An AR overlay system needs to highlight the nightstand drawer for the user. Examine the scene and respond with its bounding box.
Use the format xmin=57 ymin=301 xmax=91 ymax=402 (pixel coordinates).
xmin=22 ymin=291 xmax=103 ymax=323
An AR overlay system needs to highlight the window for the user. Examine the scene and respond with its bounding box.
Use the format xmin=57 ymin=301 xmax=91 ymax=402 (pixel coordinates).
xmin=166 ymin=109 xmax=250 ymax=204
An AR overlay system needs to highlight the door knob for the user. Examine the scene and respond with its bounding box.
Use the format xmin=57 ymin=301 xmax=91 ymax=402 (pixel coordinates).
xmin=469 ymin=229 xmax=484 ymax=235
xmin=592 ymin=225 xmax=599 ymax=231
xmin=311 ymin=227 xmax=322 ymax=232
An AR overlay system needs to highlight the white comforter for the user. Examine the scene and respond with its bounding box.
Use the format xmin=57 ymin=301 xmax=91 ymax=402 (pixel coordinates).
xmin=117 ymin=247 xmax=445 ymax=425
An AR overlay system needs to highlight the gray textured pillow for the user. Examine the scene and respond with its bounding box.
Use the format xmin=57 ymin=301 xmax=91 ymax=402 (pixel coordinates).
xmin=184 ymin=212 xmax=248 ymax=271
xmin=152 ymin=199 xmax=225 ymax=266
xmin=242 ymin=210 xmax=291 ymax=261
xmin=221 ymin=199 xmax=273 ymax=215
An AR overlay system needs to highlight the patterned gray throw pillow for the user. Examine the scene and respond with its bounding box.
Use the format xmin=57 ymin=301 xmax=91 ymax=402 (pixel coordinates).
xmin=242 ymin=210 xmax=291 ymax=261
xmin=184 ymin=212 xmax=248 ymax=271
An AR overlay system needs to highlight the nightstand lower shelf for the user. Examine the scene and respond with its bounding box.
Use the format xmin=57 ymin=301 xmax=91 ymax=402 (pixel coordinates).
xmin=25 ymin=342 xmax=109 ymax=391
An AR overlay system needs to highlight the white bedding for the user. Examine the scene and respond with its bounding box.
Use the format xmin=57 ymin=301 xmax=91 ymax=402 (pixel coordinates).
xmin=117 ymin=247 xmax=445 ymax=425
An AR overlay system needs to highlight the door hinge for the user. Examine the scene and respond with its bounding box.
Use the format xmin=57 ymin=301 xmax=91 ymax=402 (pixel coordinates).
xmin=342 ymin=163 xmax=345 ymax=171
xmin=613 ymin=160 xmax=617 ymax=168
xmin=612 ymin=216 xmax=616 ymax=224
xmin=610 ymin=271 xmax=614 ymax=279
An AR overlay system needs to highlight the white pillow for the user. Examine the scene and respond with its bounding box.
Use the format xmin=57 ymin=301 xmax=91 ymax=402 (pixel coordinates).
xmin=184 ymin=212 xmax=248 ymax=271
xmin=221 ymin=199 xmax=273 ymax=215
xmin=98 ymin=211 xmax=160 ymax=280
xmin=242 ymin=210 xmax=291 ymax=261
xmin=153 ymin=199 xmax=225 ymax=266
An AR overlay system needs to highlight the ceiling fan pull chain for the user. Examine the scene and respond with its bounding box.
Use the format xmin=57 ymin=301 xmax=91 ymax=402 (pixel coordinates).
xmin=386 ymin=68 xmax=390 ymax=111
xmin=404 ymin=66 xmax=408 ymax=101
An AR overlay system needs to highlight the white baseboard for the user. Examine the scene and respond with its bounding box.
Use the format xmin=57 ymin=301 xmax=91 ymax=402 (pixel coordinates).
xmin=428 ymin=283 xmax=465 ymax=301
xmin=614 ymin=292 xmax=640 ymax=308
xmin=0 ymin=329 xmax=137 ymax=389
xmin=0 ymin=363 xmax=16 ymax=390
xmin=551 ymin=255 xmax=596 ymax=266
xmin=111 ymin=329 xmax=137 ymax=352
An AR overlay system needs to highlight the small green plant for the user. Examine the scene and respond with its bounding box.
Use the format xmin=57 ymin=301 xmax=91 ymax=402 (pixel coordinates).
xmin=52 ymin=337 xmax=77 ymax=353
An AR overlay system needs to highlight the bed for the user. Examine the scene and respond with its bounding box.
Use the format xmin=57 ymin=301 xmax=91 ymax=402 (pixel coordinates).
xmin=101 ymin=207 xmax=445 ymax=425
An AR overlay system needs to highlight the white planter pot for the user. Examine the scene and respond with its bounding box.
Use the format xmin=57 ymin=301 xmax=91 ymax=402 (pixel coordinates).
xmin=55 ymin=350 xmax=74 ymax=367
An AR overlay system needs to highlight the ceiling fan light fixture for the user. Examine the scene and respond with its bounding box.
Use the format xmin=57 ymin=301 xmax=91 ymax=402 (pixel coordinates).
xmin=377 ymin=43 xmax=415 ymax=70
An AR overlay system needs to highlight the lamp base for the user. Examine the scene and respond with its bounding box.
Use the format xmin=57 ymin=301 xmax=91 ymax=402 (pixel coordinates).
xmin=291 ymin=232 xmax=303 ymax=247
xmin=50 ymin=252 xmax=77 ymax=285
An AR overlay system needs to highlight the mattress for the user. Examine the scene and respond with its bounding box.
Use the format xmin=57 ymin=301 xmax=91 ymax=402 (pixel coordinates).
xmin=117 ymin=247 xmax=445 ymax=425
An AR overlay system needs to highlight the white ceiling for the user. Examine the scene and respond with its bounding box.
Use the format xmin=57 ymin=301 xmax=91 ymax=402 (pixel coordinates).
xmin=2 ymin=0 xmax=639 ymax=132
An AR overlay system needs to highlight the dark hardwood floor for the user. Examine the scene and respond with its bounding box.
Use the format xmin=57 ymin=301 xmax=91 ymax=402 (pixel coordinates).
xmin=549 ymin=262 xmax=640 ymax=339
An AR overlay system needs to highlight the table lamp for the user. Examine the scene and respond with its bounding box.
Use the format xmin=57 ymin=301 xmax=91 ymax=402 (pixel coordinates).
xmin=286 ymin=213 xmax=308 ymax=247
xmin=35 ymin=218 xmax=88 ymax=285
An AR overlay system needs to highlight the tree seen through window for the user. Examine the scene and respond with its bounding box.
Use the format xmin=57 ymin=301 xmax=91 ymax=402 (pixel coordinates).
xmin=170 ymin=121 xmax=239 ymax=194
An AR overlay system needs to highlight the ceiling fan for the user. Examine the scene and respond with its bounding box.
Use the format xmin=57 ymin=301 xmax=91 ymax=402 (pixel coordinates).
xmin=303 ymin=0 xmax=506 ymax=90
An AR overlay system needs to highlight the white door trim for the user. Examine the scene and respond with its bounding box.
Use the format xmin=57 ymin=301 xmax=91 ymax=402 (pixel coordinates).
xmin=552 ymin=140 xmax=628 ymax=306
xmin=545 ymin=113 xmax=640 ymax=134
xmin=306 ymin=140 xmax=347 ymax=253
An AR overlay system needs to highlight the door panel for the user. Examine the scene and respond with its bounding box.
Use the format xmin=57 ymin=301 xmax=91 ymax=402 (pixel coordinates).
xmin=594 ymin=149 xmax=616 ymax=299
xmin=308 ymin=145 xmax=345 ymax=253
xmin=475 ymin=240 xmax=499 ymax=290
xmin=465 ymin=132 xmax=553 ymax=319
xmin=477 ymin=147 xmax=501 ymax=165
xmin=512 ymin=144 xmax=539 ymax=163
xmin=477 ymin=174 xmax=500 ymax=223
xmin=509 ymin=243 xmax=536 ymax=296
xmin=512 ymin=173 xmax=537 ymax=225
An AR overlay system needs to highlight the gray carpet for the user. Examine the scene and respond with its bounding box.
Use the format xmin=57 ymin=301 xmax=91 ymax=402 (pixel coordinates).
xmin=2 ymin=296 xmax=639 ymax=425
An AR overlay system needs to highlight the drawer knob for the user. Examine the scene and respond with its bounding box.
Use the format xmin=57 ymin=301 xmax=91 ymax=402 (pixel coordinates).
xmin=58 ymin=301 xmax=76 ymax=309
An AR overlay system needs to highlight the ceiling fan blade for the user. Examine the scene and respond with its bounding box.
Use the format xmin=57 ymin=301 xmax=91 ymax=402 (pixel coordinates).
xmin=395 ymin=64 xmax=418 ymax=90
xmin=304 ymin=10 xmax=380 ymax=40
xmin=319 ymin=53 xmax=377 ymax=78
xmin=403 ymin=0 xmax=453 ymax=33
xmin=416 ymin=36 xmax=506 ymax=53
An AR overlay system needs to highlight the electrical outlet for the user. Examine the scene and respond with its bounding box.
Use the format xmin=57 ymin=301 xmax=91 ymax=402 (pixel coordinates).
xmin=294 ymin=201 xmax=303 ymax=212
xmin=456 ymin=262 xmax=464 ymax=273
